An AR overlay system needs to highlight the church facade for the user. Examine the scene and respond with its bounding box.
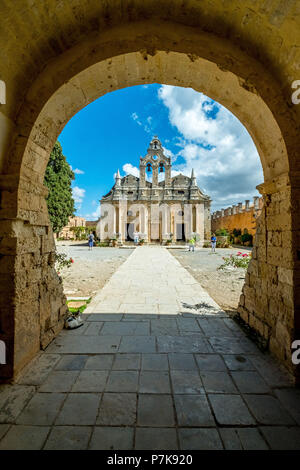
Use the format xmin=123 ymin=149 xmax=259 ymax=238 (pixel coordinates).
xmin=98 ymin=137 xmax=211 ymax=244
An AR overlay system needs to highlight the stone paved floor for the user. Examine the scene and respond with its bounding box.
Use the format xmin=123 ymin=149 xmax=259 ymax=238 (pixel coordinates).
xmin=1 ymin=246 xmax=300 ymax=450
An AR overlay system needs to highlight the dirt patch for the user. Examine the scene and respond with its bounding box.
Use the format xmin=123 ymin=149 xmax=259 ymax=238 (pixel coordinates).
xmin=170 ymin=247 xmax=251 ymax=312
xmin=56 ymin=242 xmax=133 ymax=297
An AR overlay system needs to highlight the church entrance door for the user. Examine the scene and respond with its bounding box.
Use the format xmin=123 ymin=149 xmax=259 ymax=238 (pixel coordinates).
xmin=176 ymin=223 xmax=185 ymax=241
xmin=126 ymin=223 xmax=134 ymax=241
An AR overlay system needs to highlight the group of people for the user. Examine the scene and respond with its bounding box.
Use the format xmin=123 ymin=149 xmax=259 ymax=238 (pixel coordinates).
xmin=88 ymin=231 xmax=217 ymax=251
xmin=188 ymin=233 xmax=217 ymax=253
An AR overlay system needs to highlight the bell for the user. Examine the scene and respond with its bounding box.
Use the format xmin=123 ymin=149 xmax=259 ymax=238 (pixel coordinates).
xmin=159 ymin=164 xmax=164 ymax=173
xmin=147 ymin=163 xmax=152 ymax=172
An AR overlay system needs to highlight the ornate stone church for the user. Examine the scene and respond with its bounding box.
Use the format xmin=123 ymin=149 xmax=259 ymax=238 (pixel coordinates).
xmin=98 ymin=137 xmax=211 ymax=244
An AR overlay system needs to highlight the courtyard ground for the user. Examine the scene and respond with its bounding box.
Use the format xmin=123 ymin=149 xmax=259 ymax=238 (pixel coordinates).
xmin=170 ymin=247 xmax=252 ymax=313
xmin=0 ymin=246 xmax=299 ymax=450
xmin=56 ymin=241 xmax=132 ymax=297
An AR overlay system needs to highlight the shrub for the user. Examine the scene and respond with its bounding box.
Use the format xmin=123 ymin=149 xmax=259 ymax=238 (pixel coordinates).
xmin=241 ymin=233 xmax=253 ymax=245
xmin=215 ymin=228 xmax=229 ymax=236
xmin=54 ymin=252 xmax=74 ymax=277
xmin=232 ymin=228 xmax=242 ymax=237
xmin=218 ymin=252 xmax=252 ymax=270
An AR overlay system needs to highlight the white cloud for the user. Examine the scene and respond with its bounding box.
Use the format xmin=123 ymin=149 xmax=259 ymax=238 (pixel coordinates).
xmin=131 ymin=112 xmax=153 ymax=135
xmin=69 ymin=165 xmax=85 ymax=175
xmin=158 ymin=85 xmax=263 ymax=211
xmin=85 ymin=205 xmax=101 ymax=221
xmin=122 ymin=163 xmax=140 ymax=178
xmin=131 ymin=112 xmax=142 ymax=126
xmin=72 ymin=186 xmax=85 ymax=209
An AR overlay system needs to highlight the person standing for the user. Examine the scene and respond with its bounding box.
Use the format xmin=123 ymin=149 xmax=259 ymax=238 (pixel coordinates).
xmin=134 ymin=231 xmax=139 ymax=245
xmin=88 ymin=232 xmax=94 ymax=251
xmin=188 ymin=237 xmax=195 ymax=252
xmin=211 ymin=233 xmax=217 ymax=253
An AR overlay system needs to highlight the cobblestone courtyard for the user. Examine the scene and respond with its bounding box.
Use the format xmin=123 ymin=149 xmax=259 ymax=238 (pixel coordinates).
xmin=0 ymin=247 xmax=300 ymax=450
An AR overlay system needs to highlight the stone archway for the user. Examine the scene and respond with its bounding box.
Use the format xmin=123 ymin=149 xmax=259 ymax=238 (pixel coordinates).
xmin=0 ymin=5 xmax=299 ymax=383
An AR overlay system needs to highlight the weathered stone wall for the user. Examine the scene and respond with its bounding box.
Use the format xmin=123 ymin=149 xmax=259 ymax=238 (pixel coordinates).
xmin=0 ymin=174 xmax=67 ymax=380
xmin=238 ymin=174 xmax=298 ymax=381
xmin=212 ymin=199 xmax=263 ymax=237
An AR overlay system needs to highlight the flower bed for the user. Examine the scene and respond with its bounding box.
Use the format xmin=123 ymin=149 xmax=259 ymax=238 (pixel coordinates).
xmin=218 ymin=251 xmax=252 ymax=270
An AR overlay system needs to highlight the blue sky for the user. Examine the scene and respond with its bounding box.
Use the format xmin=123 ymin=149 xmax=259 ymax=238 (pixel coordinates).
xmin=59 ymin=84 xmax=263 ymax=220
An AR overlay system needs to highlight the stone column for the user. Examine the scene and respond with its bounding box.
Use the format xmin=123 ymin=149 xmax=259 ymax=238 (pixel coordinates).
xmin=184 ymin=204 xmax=192 ymax=240
xmin=152 ymin=162 xmax=158 ymax=187
xmin=196 ymin=204 xmax=205 ymax=245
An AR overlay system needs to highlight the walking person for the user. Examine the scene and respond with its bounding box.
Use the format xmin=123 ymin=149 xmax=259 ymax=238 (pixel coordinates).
xmin=188 ymin=237 xmax=195 ymax=253
xmin=133 ymin=231 xmax=139 ymax=246
xmin=211 ymin=233 xmax=217 ymax=253
xmin=88 ymin=232 xmax=94 ymax=251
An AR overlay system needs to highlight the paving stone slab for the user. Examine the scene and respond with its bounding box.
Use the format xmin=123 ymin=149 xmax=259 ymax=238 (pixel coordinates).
xmin=55 ymin=355 xmax=89 ymax=371
xmin=97 ymin=393 xmax=136 ymax=425
xmin=231 ymin=371 xmax=270 ymax=394
xmin=222 ymin=354 xmax=256 ymax=371
xmin=137 ymin=394 xmax=175 ymax=427
xmin=274 ymin=388 xmax=300 ymax=426
xmin=44 ymin=426 xmax=92 ymax=450
xmin=0 ymin=385 xmax=35 ymax=423
xmin=0 ymin=425 xmax=49 ymax=450
xmin=72 ymin=370 xmax=109 ymax=392
xmin=170 ymin=370 xmax=204 ymax=394
xmin=157 ymin=336 xmax=211 ymax=353
xmin=174 ymin=394 xmax=215 ymax=426
xmin=197 ymin=318 xmax=235 ymax=337
xmin=176 ymin=318 xmax=202 ymax=333
xmin=0 ymin=424 xmax=10 ymax=441
xmin=84 ymin=322 xmax=104 ymax=335
xmin=151 ymin=319 xmax=179 ymax=336
xmin=17 ymin=354 xmax=61 ymax=386
xmin=260 ymin=426 xmax=300 ymax=450
xmin=243 ymin=395 xmax=296 ymax=425
xmin=168 ymin=353 xmax=197 ymax=370
xmin=122 ymin=314 xmax=158 ymax=321
xmin=141 ymin=354 xmax=169 ymax=370
xmin=113 ymin=353 xmax=141 ymax=370
xmin=249 ymin=355 xmax=294 ymax=388
xmin=135 ymin=427 xmax=178 ymax=450
xmin=101 ymin=321 xmax=150 ymax=336
xmin=89 ymin=426 xmax=134 ymax=450
xmin=106 ymin=370 xmax=139 ymax=392
xmin=87 ymin=314 xmax=123 ymax=322
xmin=16 ymin=393 xmax=66 ymax=425
xmin=201 ymin=371 xmax=238 ymax=394
xmin=39 ymin=370 xmax=79 ymax=392
xmin=56 ymin=393 xmax=101 ymax=425
xmin=46 ymin=335 xmax=121 ymax=354
xmin=84 ymin=354 xmax=114 ymax=370
xmin=209 ymin=394 xmax=255 ymax=426
xmin=139 ymin=371 xmax=171 ymax=393
xmin=220 ymin=427 xmax=268 ymax=450
xmin=208 ymin=337 xmax=247 ymax=354
xmin=119 ymin=336 xmax=156 ymax=353
xmin=178 ymin=428 xmax=223 ymax=450
xmin=195 ymin=354 xmax=227 ymax=371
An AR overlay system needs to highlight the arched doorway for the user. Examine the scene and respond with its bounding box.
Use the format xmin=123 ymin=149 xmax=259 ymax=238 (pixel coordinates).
xmin=0 ymin=10 xmax=299 ymax=385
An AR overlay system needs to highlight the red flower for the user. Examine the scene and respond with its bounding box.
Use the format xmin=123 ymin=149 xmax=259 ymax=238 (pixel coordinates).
xmin=70 ymin=258 xmax=74 ymax=263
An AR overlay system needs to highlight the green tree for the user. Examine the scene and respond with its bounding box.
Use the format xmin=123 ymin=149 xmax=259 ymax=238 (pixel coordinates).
xmin=44 ymin=141 xmax=75 ymax=234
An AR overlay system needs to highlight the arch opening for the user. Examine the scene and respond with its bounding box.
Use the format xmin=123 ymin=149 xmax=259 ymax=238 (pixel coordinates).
xmin=0 ymin=22 xmax=298 ymax=386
